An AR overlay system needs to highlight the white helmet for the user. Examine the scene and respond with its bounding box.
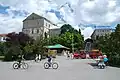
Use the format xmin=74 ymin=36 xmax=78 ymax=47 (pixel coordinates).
xmin=103 ymin=55 xmax=107 ymax=58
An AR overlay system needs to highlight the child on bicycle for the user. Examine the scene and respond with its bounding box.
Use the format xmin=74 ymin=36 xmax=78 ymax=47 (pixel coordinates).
xmin=103 ymin=55 xmax=108 ymax=66
xmin=17 ymin=54 xmax=24 ymax=64
xmin=47 ymin=55 xmax=52 ymax=63
xmin=97 ymin=56 xmax=104 ymax=65
xmin=17 ymin=55 xmax=22 ymax=63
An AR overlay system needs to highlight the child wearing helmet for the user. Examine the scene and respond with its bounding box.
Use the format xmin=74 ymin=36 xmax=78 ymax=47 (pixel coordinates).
xmin=103 ymin=55 xmax=108 ymax=66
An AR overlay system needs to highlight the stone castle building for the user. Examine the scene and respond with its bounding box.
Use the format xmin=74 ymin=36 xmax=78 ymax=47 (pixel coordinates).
xmin=22 ymin=13 xmax=57 ymax=40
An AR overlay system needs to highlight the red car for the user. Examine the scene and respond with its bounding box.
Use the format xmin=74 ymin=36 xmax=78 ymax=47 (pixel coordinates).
xmin=73 ymin=52 xmax=86 ymax=59
xmin=79 ymin=53 xmax=86 ymax=59
xmin=73 ymin=52 xmax=80 ymax=59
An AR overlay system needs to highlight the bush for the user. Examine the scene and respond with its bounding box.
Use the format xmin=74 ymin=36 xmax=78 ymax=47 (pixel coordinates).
xmin=24 ymin=53 xmax=36 ymax=60
xmin=4 ymin=53 xmax=13 ymax=61
xmin=109 ymin=54 xmax=120 ymax=67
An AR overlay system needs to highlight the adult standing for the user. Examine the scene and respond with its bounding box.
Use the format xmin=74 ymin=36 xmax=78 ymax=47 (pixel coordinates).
xmin=67 ymin=51 xmax=70 ymax=58
xmin=38 ymin=54 xmax=42 ymax=61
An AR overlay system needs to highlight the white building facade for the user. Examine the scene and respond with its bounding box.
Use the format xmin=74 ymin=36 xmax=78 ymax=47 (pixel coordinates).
xmin=49 ymin=28 xmax=61 ymax=37
xmin=91 ymin=28 xmax=115 ymax=40
xmin=22 ymin=13 xmax=56 ymax=40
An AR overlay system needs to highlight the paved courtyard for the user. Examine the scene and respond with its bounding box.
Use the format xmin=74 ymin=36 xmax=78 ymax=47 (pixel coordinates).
xmin=0 ymin=56 xmax=120 ymax=80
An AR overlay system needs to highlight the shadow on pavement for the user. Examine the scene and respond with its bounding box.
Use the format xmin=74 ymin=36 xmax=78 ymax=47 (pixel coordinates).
xmin=88 ymin=63 xmax=98 ymax=66
xmin=87 ymin=63 xmax=99 ymax=69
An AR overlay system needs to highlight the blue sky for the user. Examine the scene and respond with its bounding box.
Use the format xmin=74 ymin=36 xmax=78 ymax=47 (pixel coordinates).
xmin=0 ymin=5 xmax=9 ymax=14
xmin=46 ymin=9 xmax=64 ymax=21
xmin=0 ymin=0 xmax=120 ymax=39
xmin=0 ymin=5 xmax=29 ymax=17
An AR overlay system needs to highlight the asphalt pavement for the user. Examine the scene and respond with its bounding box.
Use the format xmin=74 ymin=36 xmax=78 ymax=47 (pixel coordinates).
xmin=0 ymin=56 xmax=120 ymax=80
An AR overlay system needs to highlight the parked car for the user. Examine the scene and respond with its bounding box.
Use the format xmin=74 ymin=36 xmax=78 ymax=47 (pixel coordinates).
xmin=73 ymin=51 xmax=86 ymax=59
xmin=79 ymin=53 xmax=86 ymax=59
xmin=73 ymin=52 xmax=80 ymax=59
xmin=89 ymin=49 xmax=102 ymax=59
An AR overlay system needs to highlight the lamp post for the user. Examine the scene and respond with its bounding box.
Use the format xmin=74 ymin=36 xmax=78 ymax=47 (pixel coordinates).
xmin=72 ymin=33 xmax=74 ymax=53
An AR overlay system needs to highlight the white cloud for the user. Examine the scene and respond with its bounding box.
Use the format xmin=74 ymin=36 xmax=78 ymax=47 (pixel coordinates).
xmin=53 ymin=0 xmax=79 ymax=6
xmin=0 ymin=15 xmax=23 ymax=33
xmin=0 ymin=0 xmax=120 ymax=39
xmin=45 ymin=12 xmax=59 ymax=24
xmin=74 ymin=0 xmax=120 ymax=26
xmin=83 ymin=27 xmax=94 ymax=40
xmin=0 ymin=0 xmax=58 ymax=34
xmin=108 ymin=0 xmax=116 ymax=8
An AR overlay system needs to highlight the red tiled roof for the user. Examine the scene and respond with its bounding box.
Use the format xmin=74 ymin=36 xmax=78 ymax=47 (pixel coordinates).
xmin=0 ymin=34 xmax=7 ymax=37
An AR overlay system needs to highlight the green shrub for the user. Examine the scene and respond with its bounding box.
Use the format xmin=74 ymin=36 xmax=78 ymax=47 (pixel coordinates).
xmin=4 ymin=53 xmax=13 ymax=61
xmin=108 ymin=54 xmax=120 ymax=67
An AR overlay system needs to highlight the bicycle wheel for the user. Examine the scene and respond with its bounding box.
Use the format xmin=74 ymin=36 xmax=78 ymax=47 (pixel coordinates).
xmin=21 ymin=62 xmax=29 ymax=69
xmin=102 ymin=65 xmax=105 ymax=69
xmin=98 ymin=65 xmax=103 ymax=69
xmin=52 ymin=62 xmax=58 ymax=69
xmin=13 ymin=63 xmax=19 ymax=69
xmin=44 ymin=62 xmax=50 ymax=69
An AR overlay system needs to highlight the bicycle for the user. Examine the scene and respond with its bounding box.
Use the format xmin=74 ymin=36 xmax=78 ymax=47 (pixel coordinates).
xmin=94 ymin=58 xmax=106 ymax=69
xmin=44 ymin=61 xmax=58 ymax=69
xmin=98 ymin=62 xmax=106 ymax=69
xmin=13 ymin=61 xmax=28 ymax=69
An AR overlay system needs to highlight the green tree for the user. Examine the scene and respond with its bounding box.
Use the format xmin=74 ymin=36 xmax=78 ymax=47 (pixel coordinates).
xmin=23 ymin=44 xmax=34 ymax=54
xmin=61 ymin=24 xmax=73 ymax=34
xmin=60 ymin=24 xmax=79 ymax=34
xmin=59 ymin=32 xmax=73 ymax=48
xmin=48 ymin=36 xmax=60 ymax=45
xmin=48 ymin=31 xmax=84 ymax=51
xmin=0 ymin=42 xmax=5 ymax=56
xmin=79 ymin=29 xmax=81 ymax=34
xmin=32 ymin=37 xmax=48 ymax=55
xmin=74 ymin=33 xmax=84 ymax=49
xmin=95 ymin=24 xmax=120 ymax=66
xmin=48 ymin=24 xmax=84 ymax=51
xmin=4 ymin=32 xmax=34 ymax=61
xmin=4 ymin=45 xmax=22 ymax=61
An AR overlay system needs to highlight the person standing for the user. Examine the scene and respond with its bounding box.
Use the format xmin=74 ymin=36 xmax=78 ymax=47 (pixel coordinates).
xmin=66 ymin=51 xmax=70 ymax=58
xmin=63 ymin=50 xmax=66 ymax=57
xmin=38 ymin=54 xmax=42 ymax=61
xmin=70 ymin=52 xmax=73 ymax=59
xmin=64 ymin=50 xmax=67 ymax=59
